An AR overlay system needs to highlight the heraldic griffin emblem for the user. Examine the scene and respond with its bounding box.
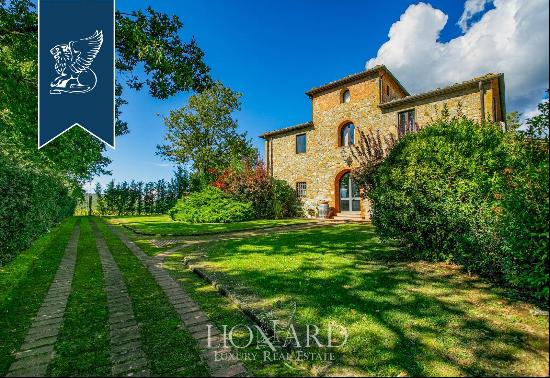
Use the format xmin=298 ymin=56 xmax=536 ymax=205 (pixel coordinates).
xmin=49 ymin=30 xmax=103 ymax=94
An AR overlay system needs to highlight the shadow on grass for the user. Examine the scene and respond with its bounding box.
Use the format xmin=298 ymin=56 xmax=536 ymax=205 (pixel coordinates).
xmin=166 ymin=224 xmax=549 ymax=376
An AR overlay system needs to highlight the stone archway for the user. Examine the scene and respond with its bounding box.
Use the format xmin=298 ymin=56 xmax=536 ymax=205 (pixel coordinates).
xmin=334 ymin=169 xmax=360 ymax=213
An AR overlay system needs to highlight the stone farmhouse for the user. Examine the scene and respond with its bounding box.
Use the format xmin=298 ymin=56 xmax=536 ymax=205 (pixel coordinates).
xmin=259 ymin=65 xmax=506 ymax=220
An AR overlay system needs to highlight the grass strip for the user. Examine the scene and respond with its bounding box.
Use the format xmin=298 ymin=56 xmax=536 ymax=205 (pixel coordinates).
xmin=109 ymin=215 xmax=314 ymax=236
xmin=0 ymin=218 xmax=74 ymax=306
xmin=162 ymin=257 xmax=304 ymax=376
xmin=0 ymin=217 xmax=77 ymax=376
xmin=48 ymin=217 xmax=111 ymax=376
xmin=95 ymin=217 xmax=210 ymax=376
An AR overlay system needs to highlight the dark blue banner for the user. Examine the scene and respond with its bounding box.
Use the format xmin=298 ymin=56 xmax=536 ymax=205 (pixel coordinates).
xmin=39 ymin=0 xmax=115 ymax=148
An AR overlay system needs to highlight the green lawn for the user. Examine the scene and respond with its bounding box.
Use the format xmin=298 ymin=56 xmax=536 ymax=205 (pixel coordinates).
xmin=0 ymin=217 xmax=210 ymax=376
xmin=48 ymin=218 xmax=111 ymax=376
xmin=94 ymin=219 xmax=209 ymax=376
xmin=165 ymin=258 xmax=303 ymax=376
xmin=107 ymin=215 xmax=314 ymax=236
xmin=2 ymin=217 xmax=548 ymax=376
xmin=163 ymin=223 xmax=550 ymax=377
xmin=0 ymin=218 xmax=77 ymax=376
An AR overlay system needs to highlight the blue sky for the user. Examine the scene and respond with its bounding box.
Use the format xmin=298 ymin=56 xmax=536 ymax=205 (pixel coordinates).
xmin=88 ymin=0 xmax=549 ymax=190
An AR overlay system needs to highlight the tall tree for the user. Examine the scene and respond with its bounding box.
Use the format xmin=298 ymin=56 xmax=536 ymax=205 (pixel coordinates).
xmin=157 ymin=82 xmax=257 ymax=173
xmin=95 ymin=182 xmax=108 ymax=215
xmin=172 ymin=166 xmax=190 ymax=198
xmin=0 ymin=0 xmax=212 ymax=187
xmin=506 ymin=111 xmax=523 ymax=132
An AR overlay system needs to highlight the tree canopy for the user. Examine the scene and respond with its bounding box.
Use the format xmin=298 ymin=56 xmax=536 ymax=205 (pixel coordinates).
xmin=157 ymin=82 xmax=257 ymax=173
xmin=0 ymin=0 xmax=212 ymax=262
xmin=0 ymin=0 xmax=212 ymax=186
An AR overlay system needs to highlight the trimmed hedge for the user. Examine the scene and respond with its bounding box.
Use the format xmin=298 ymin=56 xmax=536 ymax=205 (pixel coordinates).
xmin=0 ymin=155 xmax=76 ymax=265
xmin=169 ymin=186 xmax=253 ymax=223
xmin=366 ymin=118 xmax=549 ymax=299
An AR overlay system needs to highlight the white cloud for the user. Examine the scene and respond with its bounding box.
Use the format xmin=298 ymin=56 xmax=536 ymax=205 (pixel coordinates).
xmin=366 ymin=0 xmax=549 ymax=117
xmin=458 ymin=0 xmax=491 ymax=32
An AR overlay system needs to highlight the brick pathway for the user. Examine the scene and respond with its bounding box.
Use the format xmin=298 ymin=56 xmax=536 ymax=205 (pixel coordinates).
xmin=108 ymin=223 xmax=247 ymax=377
xmin=7 ymin=222 xmax=80 ymax=377
xmin=91 ymin=221 xmax=150 ymax=377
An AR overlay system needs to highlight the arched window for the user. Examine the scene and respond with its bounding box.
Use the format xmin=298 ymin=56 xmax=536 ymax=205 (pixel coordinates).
xmin=340 ymin=122 xmax=355 ymax=146
xmin=342 ymin=89 xmax=351 ymax=103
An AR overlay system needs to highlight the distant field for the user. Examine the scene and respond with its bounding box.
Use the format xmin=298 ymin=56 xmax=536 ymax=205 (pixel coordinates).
xmin=107 ymin=215 xmax=314 ymax=236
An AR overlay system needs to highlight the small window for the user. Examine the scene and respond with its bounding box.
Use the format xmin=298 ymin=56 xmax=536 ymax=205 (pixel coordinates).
xmin=342 ymin=89 xmax=351 ymax=103
xmin=296 ymin=182 xmax=307 ymax=198
xmin=398 ymin=109 xmax=415 ymax=136
xmin=386 ymin=85 xmax=390 ymax=96
xmin=296 ymin=133 xmax=306 ymax=154
xmin=340 ymin=122 xmax=355 ymax=146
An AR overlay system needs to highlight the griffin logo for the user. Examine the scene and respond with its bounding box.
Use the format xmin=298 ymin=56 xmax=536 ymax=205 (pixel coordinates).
xmin=49 ymin=30 xmax=103 ymax=94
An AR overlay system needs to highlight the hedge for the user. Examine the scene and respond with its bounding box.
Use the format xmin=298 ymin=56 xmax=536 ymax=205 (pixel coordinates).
xmin=0 ymin=155 xmax=76 ymax=265
xmin=169 ymin=186 xmax=253 ymax=223
xmin=366 ymin=118 xmax=549 ymax=299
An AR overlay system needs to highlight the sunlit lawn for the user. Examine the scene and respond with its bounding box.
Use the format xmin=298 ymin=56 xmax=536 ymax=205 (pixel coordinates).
xmin=107 ymin=215 xmax=313 ymax=236
xmin=164 ymin=223 xmax=549 ymax=377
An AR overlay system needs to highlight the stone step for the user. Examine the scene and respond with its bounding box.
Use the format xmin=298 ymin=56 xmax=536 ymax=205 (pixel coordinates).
xmin=333 ymin=212 xmax=365 ymax=221
xmin=336 ymin=212 xmax=362 ymax=217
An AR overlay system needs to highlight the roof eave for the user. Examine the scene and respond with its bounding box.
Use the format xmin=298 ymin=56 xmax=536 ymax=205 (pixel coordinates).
xmin=380 ymin=67 xmax=410 ymax=97
xmin=305 ymin=65 xmax=384 ymax=98
xmin=379 ymin=74 xmax=503 ymax=109
xmin=259 ymin=121 xmax=314 ymax=139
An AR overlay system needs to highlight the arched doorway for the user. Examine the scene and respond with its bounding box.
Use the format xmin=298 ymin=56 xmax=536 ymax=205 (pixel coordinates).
xmin=338 ymin=172 xmax=361 ymax=212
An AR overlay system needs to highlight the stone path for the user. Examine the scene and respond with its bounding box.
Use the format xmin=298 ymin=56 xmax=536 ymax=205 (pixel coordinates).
xmin=90 ymin=221 xmax=150 ymax=377
xmin=7 ymin=222 xmax=80 ymax=377
xmin=108 ymin=223 xmax=247 ymax=377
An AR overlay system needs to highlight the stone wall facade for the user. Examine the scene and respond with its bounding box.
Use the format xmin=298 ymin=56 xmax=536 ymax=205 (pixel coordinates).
xmin=262 ymin=66 xmax=505 ymax=220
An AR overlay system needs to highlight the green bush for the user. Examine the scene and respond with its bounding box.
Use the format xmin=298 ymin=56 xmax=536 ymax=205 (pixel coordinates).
xmin=498 ymin=139 xmax=549 ymax=299
xmin=366 ymin=117 xmax=549 ymax=299
xmin=213 ymin=163 xmax=302 ymax=219
xmin=169 ymin=186 xmax=253 ymax=223
xmin=0 ymin=155 xmax=77 ymax=265
xmin=271 ymin=179 xmax=302 ymax=219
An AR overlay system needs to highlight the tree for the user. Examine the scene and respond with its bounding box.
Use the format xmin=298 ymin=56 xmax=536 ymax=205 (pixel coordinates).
xmin=115 ymin=7 xmax=211 ymax=99
xmin=104 ymin=180 xmax=116 ymax=214
xmin=1 ymin=0 xmax=212 ymax=187
xmin=522 ymin=93 xmax=549 ymax=143
xmin=344 ymin=128 xmax=401 ymax=193
xmin=172 ymin=166 xmax=191 ymax=198
xmin=157 ymin=82 xmax=257 ymax=173
xmin=95 ymin=182 xmax=108 ymax=215
xmin=506 ymin=111 xmax=522 ymax=132
xmin=136 ymin=181 xmax=144 ymax=215
xmin=143 ymin=182 xmax=155 ymax=215
xmin=1 ymin=0 xmax=213 ymax=259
